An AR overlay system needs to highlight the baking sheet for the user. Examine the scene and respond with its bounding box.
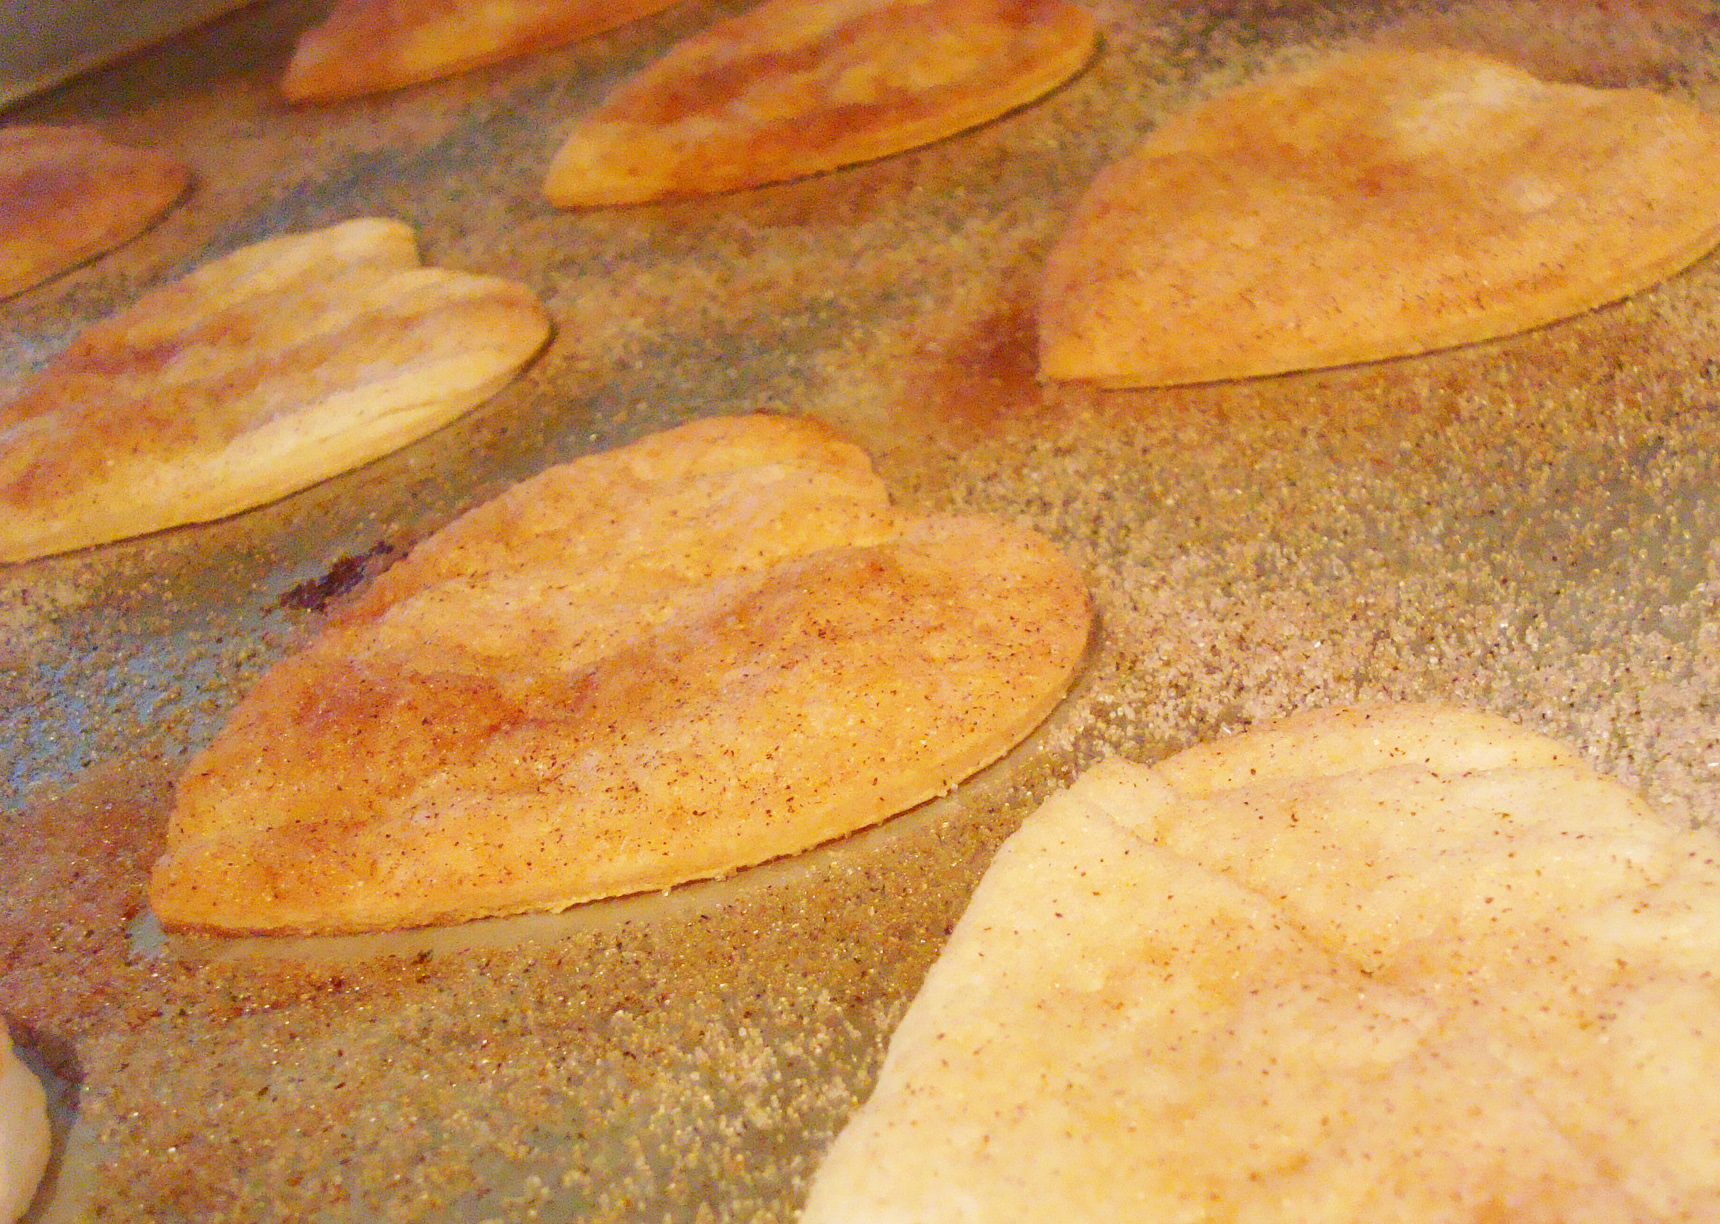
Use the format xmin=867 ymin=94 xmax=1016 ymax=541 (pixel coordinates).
xmin=4 ymin=0 xmax=1720 ymax=1219
xmin=0 ymin=0 xmax=262 ymax=108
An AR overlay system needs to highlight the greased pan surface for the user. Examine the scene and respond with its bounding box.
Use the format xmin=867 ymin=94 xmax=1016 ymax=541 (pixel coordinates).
xmin=4 ymin=1 xmax=1720 ymax=1219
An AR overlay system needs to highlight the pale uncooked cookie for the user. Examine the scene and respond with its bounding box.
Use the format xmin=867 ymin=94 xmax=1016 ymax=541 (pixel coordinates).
xmin=544 ymin=0 xmax=1098 ymax=206
xmin=0 ymin=1023 xmax=48 ymax=1223
xmin=1039 ymin=49 xmax=1720 ymax=387
xmin=804 ymin=703 xmax=1720 ymax=1222
xmin=0 ymin=217 xmax=550 ymax=563
xmin=150 ymin=415 xmax=1092 ymax=934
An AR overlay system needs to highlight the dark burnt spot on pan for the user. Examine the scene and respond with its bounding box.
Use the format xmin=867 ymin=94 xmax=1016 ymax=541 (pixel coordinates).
xmin=278 ymin=541 xmax=398 ymax=613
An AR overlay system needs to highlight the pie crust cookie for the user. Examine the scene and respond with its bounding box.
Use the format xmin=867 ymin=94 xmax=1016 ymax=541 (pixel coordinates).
xmin=0 ymin=125 xmax=190 ymax=299
xmin=1040 ymin=49 xmax=1720 ymax=387
xmin=149 ymin=415 xmax=1092 ymax=934
xmin=0 ymin=1022 xmax=49 ymax=1224
xmin=281 ymin=0 xmax=680 ymax=101
xmin=805 ymin=703 xmax=1720 ymax=1221
xmin=544 ymin=0 xmax=1098 ymax=206
xmin=0 ymin=217 xmax=551 ymax=563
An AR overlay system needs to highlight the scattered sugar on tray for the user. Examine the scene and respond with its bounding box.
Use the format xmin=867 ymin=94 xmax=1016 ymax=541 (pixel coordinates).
xmin=5 ymin=0 xmax=1720 ymax=1218
xmin=1375 ymin=0 xmax=1711 ymax=86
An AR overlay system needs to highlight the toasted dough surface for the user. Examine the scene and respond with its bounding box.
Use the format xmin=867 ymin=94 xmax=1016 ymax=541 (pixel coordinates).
xmin=803 ymin=703 xmax=1720 ymax=1221
xmin=1039 ymin=49 xmax=1720 ymax=387
xmin=0 ymin=1022 xmax=49 ymax=1224
xmin=149 ymin=415 xmax=1091 ymax=934
xmin=0 ymin=125 xmax=190 ymax=299
xmin=543 ymin=0 xmax=1098 ymax=206
xmin=281 ymin=0 xmax=679 ymax=101
xmin=0 ymin=217 xmax=550 ymax=563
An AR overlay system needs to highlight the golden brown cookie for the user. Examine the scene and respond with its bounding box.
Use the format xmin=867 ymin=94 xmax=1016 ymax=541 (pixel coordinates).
xmin=1040 ymin=49 xmax=1720 ymax=387
xmin=0 ymin=217 xmax=550 ymax=562
xmin=0 ymin=125 xmax=189 ymax=299
xmin=280 ymin=0 xmax=679 ymax=101
xmin=150 ymin=415 xmax=1092 ymax=934
xmin=544 ymin=0 xmax=1098 ymax=206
